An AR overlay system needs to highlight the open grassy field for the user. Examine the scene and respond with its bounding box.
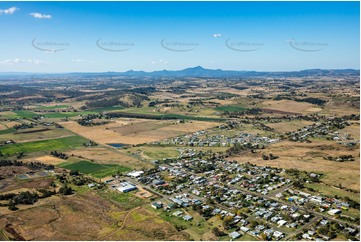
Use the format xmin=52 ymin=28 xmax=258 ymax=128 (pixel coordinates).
xmin=96 ymin=189 xmax=145 ymax=210
xmin=267 ymin=120 xmax=315 ymax=133
xmin=320 ymin=96 xmax=360 ymax=116
xmin=229 ymin=139 xmax=360 ymax=191
xmin=0 ymin=128 xmax=16 ymax=135
xmin=58 ymin=160 xmax=131 ymax=178
xmin=108 ymin=206 xmax=189 ymax=240
xmin=129 ymin=146 xmax=230 ymax=161
xmin=63 ymin=147 xmax=150 ymax=169
xmin=127 ymin=146 xmax=181 ymax=160
xmin=304 ymin=183 xmax=359 ymax=203
xmin=60 ymin=119 xmax=220 ymax=145
xmin=0 ymin=127 xmax=74 ymax=143
xmin=40 ymin=111 xmax=96 ymax=119
xmin=0 ymin=191 xmax=187 ymax=241
xmin=341 ymin=122 xmax=360 ymax=140
xmin=0 ymin=123 xmax=7 ymax=131
xmin=0 ymin=121 xmax=22 ymax=129
xmin=0 ymin=135 xmax=89 ymax=155
xmin=22 ymin=155 xmax=67 ymax=165
xmin=35 ymin=105 xmax=69 ymax=110
xmin=0 ymin=110 xmax=38 ymax=119
xmin=90 ymin=106 xmax=125 ymax=112
xmin=0 ymin=174 xmax=53 ymax=194
xmin=214 ymin=105 xmax=247 ymax=112
xmin=260 ymin=100 xmax=321 ymax=114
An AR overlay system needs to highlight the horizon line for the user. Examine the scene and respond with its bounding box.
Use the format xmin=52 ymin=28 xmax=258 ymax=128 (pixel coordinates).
xmin=0 ymin=66 xmax=360 ymax=75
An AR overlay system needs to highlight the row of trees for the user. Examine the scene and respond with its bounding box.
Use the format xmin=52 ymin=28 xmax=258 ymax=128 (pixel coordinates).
xmin=50 ymin=151 xmax=68 ymax=160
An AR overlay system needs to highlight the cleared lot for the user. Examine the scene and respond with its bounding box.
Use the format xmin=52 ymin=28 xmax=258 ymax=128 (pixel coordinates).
xmin=60 ymin=119 xmax=220 ymax=145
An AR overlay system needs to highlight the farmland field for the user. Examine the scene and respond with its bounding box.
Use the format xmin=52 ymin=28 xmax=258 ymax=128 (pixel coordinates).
xmin=40 ymin=111 xmax=96 ymax=119
xmin=0 ymin=135 xmax=89 ymax=155
xmin=63 ymin=147 xmax=149 ymax=169
xmin=35 ymin=105 xmax=69 ymax=110
xmin=260 ymin=100 xmax=320 ymax=114
xmin=60 ymin=119 xmax=220 ymax=145
xmin=0 ymin=127 xmax=74 ymax=143
xmin=0 ymin=110 xmax=38 ymax=119
xmin=267 ymin=120 xmax=315 ymax=133
xmin=214 ymin=105 xmax=247 ymax=112
xmin=58 ymin=160 xmax=131 ymax=178
xmin=23 ymin=155 xmax=67 ymax=165
xmin=0 ymin=128 xmax=16 ymax=135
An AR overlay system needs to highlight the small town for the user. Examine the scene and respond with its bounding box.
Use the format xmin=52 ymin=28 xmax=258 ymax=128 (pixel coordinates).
xmin=100 ymin=151 xmax=360 ymax=241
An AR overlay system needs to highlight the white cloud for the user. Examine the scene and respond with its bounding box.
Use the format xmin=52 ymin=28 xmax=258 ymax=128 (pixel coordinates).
xmin=30 ymin=12 xmax=52 ymax=19
xmin=0 ymin=58 xmax=43 ymax=65
xmin=0 ymin=7 xmax=18 ymax=15
xmin=213 ymin=33 xmax=222 ymax=38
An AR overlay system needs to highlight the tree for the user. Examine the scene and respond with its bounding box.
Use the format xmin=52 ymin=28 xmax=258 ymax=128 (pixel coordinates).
xmin=8 ymin=200 xmax=18 ymax=211
xmin=223 ymin=216 xmax=233 ymax=229
xmin=261 ymin=233 xmax=269 ymax=241
xmin=59 ymin=185 xmax=74 ymax=195
xmin=212 ymin=227 xmax=225 ymax=237
xmin=250 ymin=220 xmax=259 ymax=228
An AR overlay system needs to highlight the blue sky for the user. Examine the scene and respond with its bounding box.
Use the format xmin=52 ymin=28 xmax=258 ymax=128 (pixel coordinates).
xmin=0 ymin=1 xmax=359 ymax=72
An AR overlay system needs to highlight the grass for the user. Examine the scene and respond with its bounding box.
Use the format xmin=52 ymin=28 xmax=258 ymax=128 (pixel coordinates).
xmin=58 ymin=160 xmax=131 ymax=178
xmin=341 ymin=208 xmax=360 ymax=219
xmin=0 ymin=135 xmax=89 ymax=155
xmin=3 ymin=110 xmax=38 ymax=119
xmin=0 ymin=229 xmax=9 ymax=241
xmin=91 ymin=106 xmax=125 ymax=112
xmin=0 ymin=128 xmax=16 ymax=135
xmin=0 ymin=127 xmax=73 ymax=142
xmin=35 ymin=105 xmax=69 ymax=110
xmin=98 ymin=189 xmax=144 ymax=210
xmin=162 ymin=113 xmax=225 ymax=122
xmin=154 ymin=208 xmax=211 ymax=240
xmin=71 ymin=184 xmax=93 ymax=195
xmin=41 ymin=111 xmax=96 ymax=119
xmin=215 ymin=105 xmax=247 ymax=112
xmin=158 ymin=210 xmax=192 ymax=229
xmin=122 ymin=106 xmax=158 ymax=115
xmin=108 ymin=110 xmax=226 ymax=122
xmin=238 ymin=233 xmax=259 ymax=241
xmin=305 ymin=183 xmax=360 ymax=203
xmin=142 ymin=147 xmax=180 ymax=160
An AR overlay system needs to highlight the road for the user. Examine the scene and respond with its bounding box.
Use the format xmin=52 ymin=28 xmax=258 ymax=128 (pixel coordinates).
xmin=284 ymin=216 xmax=319 ymax=240
xmin=118 ymin=172 xmax=359 ymax=241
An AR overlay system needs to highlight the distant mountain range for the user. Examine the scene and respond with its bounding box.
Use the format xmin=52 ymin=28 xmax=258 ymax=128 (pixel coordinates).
xmin=0 ymin=66 xmax=359 ymax=78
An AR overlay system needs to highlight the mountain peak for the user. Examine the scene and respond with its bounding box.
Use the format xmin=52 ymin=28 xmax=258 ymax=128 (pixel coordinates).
xmin=186 ymin=66 xmax=206 ymax=70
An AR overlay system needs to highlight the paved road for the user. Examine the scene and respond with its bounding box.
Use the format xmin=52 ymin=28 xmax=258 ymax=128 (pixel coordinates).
xmin=120 ymin=173 xmax=359 ymax=240
xmin=284 ymin=216 xmax=319 ymax=240
xmin=227 ymin=183 xmax=360 ymax=228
